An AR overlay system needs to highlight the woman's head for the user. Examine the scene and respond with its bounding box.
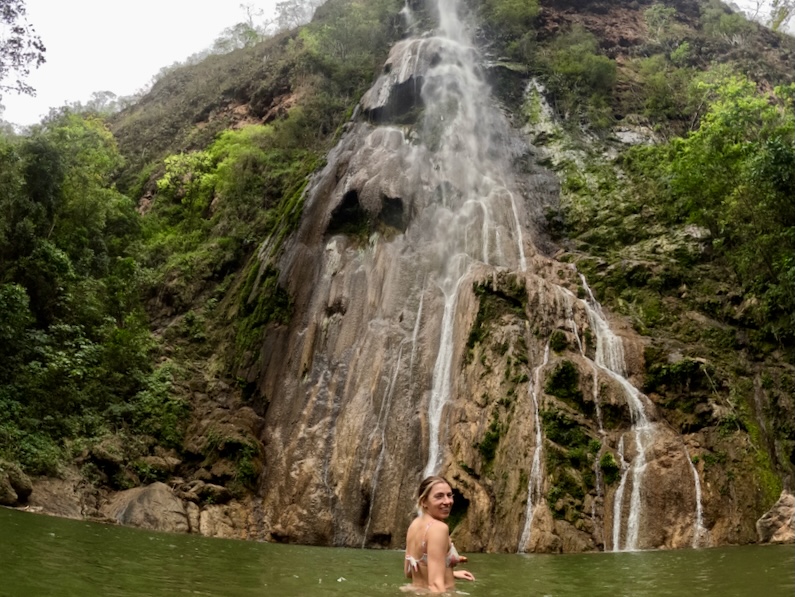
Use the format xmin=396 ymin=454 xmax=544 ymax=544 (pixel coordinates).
xmin=417 ymin=475 xmax=453 ymax=518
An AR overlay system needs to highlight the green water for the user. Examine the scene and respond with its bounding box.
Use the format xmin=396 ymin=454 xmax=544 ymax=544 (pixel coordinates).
xmin=0 ymin=508 xmax=792 ymax=596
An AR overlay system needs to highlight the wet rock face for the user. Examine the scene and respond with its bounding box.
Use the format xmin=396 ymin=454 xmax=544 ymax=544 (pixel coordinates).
xmin=756 ymin=492 xmax=795 ymax=544
xmin=361 ymin=37 xmax=447 ymax=122
xmin=235 ymin=0 xmax=782 ymax=554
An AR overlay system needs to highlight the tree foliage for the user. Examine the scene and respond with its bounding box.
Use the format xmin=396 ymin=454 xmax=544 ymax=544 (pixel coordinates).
xmin=540 ymin=25 xmax=617 ymax=129
xmin=481 ymin=0 xmax=540 ymax=38
xmin=626 ymin=75 xmax=795 ymax=342
xmin=0 ymin=0 xmax=45 ymax=97
xmin=0 ymin=115 xmax=180 ymax=474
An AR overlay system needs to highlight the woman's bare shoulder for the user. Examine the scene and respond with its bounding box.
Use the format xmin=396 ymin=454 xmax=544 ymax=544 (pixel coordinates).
xmin=425 ymin=519 xmax=450 ymax=540
xmin=406 ymin=516 xmax=423 ymax=534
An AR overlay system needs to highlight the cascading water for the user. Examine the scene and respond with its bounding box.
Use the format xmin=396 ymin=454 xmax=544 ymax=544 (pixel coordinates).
xmin=518 ymin=343 xmax=550 ymax=552
xmin=415 ymin=0 xmax=531 ymax=476
xmin=612 ymin=436 xmax=629 ymax=551
xmin=407 ymin=281 xmax=426 ymax=389
xmin=253 ymin=0 xmax=715 ymax=552
xmin=578 ymin=277 xmax=655 ymax=551
xmin=683 ymin=443 xmax=709 ymax=548
xmin=399 ymin=0 xmax=415 ymax=31
xmin=424 ymin=265 xmax=468 ymax=477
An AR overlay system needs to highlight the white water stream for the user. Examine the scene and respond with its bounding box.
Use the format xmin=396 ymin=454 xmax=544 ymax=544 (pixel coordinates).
xmin=683 ymin=443 xmax=709 ymax=548
xmin=424 ymin=265 xmax=468 ymax=477
xmin=578 ymin=278 xmax=655 ymax=551
xmin=518 ymin=343 xmax=550 ymax=552
xmin=417 ymin=0 xmax=530 ymax=476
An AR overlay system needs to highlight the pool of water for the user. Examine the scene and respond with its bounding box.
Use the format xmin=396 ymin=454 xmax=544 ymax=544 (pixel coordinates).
xmin=0 ymin=508 xmax=792 ymax=596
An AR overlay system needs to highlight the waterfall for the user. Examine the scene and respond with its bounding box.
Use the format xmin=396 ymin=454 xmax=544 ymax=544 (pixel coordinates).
xmin=562 ymin=288 xmax=584 ymax=354
xmin=257 ymin=0 xmax=721 ymax=551
xmin=574 ymin=275 xmax=655 ymax=551
xmin=408 ymin=282 xmax=426 ymax=389
xmin=399 ymin=0 xmax=415 ymax=30
xmin=362 ymin=344 xmax=405 ymax=547
xmin=612 ymin=436 xmax=628 ymax=551
xmin=683 ymin=444 xmax=709 ymax=548
xmin=424 ymin=267 xmax=467 ymax=477
xmin=418 ymin=0 xmax=530 ymax=476
xmin=507 ymin=189 xmax=528 ymax=272
xmin=518 ymin=343 xmax=550 ymax=552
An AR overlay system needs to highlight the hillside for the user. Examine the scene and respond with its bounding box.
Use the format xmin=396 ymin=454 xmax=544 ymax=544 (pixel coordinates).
xmin=1 ymin=0 xmax=793 ymax=550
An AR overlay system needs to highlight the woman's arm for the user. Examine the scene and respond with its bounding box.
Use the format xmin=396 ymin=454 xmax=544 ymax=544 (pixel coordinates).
xmin=424 ymin=523 xmax=450 ymax=593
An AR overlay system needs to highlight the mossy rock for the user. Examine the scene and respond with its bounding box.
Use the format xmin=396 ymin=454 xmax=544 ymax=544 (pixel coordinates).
xmin=544 ymin=360 xmax=592 ymax=414
xmin=0 ymin=461 xmax=32 ymax=505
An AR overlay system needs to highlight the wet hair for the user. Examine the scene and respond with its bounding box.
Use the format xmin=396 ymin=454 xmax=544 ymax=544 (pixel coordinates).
xmin=416 ymin=475 xmax=451 ymax=513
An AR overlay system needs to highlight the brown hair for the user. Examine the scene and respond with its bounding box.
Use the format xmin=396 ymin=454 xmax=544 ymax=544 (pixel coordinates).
xmin=416 ymin=475 xmax=451 ymax=512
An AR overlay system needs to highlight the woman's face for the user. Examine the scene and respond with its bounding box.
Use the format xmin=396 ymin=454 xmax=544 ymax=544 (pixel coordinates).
xmin=422 ymin=481 xmax=454 ymax=520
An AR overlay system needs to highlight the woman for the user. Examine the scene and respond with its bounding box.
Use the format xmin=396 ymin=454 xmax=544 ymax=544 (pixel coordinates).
xmin=403 ymin=475 xmax=475 ymax=593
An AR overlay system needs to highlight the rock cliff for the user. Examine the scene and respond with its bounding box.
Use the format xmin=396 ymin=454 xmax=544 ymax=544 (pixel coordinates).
xmin=20 ymin=0 xmax=794 ymax=553
xmin=230 ymin=0 xmax=787 ymax=552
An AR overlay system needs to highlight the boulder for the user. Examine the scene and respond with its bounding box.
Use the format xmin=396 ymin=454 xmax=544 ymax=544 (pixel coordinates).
xmin=90 ymin=436 xmax=126 ymax=467
xmin=0 ymin=461 xmax=32 ymax=505
xmin=0 ymin=474 xmax=18 ymax=506
xmin=27 ymin=470 xmax=90 ymax=519
xmin=198 ymin=501 xmax=254 ymax=540
xmin=756 ymin=491 xmax=795 ymax=544
xmin=102 ymin=482 xmax=189 ymax=533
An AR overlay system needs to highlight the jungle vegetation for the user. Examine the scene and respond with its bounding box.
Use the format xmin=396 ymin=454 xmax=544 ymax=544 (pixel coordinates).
xmin=0 ymin=0 xmax=792 ymax=492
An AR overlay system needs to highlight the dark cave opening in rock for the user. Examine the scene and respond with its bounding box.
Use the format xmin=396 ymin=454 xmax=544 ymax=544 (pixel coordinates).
xmin=327 ymin=190 xmax=371 ymax=238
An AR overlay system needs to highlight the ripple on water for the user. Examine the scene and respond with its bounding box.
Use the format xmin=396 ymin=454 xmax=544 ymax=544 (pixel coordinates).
xmin=1 ymin=509 xmax=793 ymax=596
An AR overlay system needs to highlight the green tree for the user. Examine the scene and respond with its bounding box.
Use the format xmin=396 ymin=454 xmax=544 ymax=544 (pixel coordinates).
xmin=0 ymin=0 xmax=46 ymax=97
xmin=0 ymin=114 xmax=178 ymax=473
xmin=213 ymin=4 xmax=268 ymax=53
xmin=272 ymin=0 xmax=324 ymax=32
xmin=482 ymin=0 xmax=540 ymax=38
xmin=702 ymin=1 xmax=755 ymax=44
xmin=541 ymin=25 xmax=617 ymax=129
xmin=631 ymin=75 xmax=795 ymax=341
xmin=644 ymin=3 xmax=677 ymax=41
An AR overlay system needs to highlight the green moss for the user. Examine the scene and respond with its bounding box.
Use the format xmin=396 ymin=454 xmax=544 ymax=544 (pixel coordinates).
xmin=235 ymin=263 xmax=292 ymax=363
xmin=478 ymin=408 xmax=502 ymax=466
xmin=600 ymin=452 xmax=620 ymax=485
xmin=202 ymin=427 xmax=261 ymax=491
xmin=547 ymin=469 xmax=586 ymax=519
xmin=549 ymin=330 xmax=568 ymax=353
xmin=541 ymin=409 xmax=589 ymax=449
xmin=466 ymin=275 xmax=528 ymax=361
xmin=544 ymin=360 xmax=590 ymax=413
xmin=643 ymin=354 xmax=708 ymax=395
xmin=458 ymin=461 xmax=478 ymax=478
xmin=702 ymin=450 xmax=727 ymax=469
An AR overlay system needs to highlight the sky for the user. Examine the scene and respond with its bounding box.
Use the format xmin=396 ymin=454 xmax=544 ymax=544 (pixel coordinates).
xmin=2 ymin=0 xmax=278 ymax=126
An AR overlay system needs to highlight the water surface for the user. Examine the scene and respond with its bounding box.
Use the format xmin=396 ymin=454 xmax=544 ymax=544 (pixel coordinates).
xmin=1 ymin=508 xmax=792 ymax=596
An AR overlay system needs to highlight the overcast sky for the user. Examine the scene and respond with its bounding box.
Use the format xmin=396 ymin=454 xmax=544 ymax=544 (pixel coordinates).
xmin=2 ymin=0 xmax=279 ymax=126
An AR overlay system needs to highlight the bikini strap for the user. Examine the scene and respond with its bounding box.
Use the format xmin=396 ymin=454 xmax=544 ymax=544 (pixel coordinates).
xmin=420 ymin=522 xmax=432 ymax=551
